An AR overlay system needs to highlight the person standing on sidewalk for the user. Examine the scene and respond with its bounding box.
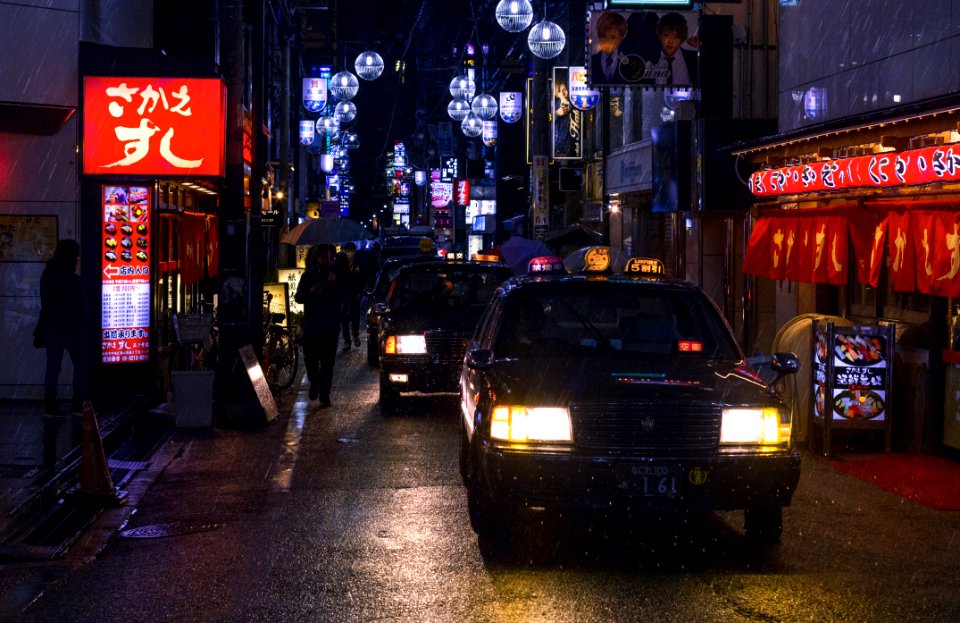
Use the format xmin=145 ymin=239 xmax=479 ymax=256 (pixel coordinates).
xmin=295 ymin=244 xmax=343 ymax=407
xmin=337 ymin=241 xmax=364 ymax=351
xmin=39 ymin=239 xmax=91 ymax=415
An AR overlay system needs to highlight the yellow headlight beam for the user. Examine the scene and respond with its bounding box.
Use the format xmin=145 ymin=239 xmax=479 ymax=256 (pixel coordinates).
xmin=490 ymin=406 xmax=572 ymax=443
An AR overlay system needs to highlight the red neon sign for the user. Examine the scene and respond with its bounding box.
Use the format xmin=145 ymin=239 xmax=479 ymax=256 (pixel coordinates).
xmin=455 ymin=179 xmax=471 ymax=205
xmin=83 ymin=77 xmax=226 ymax=177
xmin=750 ymin=144 xmax=960 ymax=197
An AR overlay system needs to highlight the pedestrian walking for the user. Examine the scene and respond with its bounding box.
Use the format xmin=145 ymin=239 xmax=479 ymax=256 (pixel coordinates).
xmin=337 ymin=241 xmax=364 ymax=351
xmin=295 ymin=244 xmax=342 ymax=407
xmin=39 ymin=239 xmax=91 ymax=415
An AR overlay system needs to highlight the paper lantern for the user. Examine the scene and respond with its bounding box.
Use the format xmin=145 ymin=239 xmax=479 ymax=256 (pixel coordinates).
xmin=528 ymin=20 xmax=565 ymax=60
xmin=495 ymin=0 xmax=533 ymax=33
xmin=354 ymin=51 xmax=384 ymax=80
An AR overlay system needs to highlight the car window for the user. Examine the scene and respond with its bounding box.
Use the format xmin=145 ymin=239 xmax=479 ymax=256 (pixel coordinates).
xmin=493 ymin=283 xmax=740 ymax=360
xmin=389 ymin=267 xmax=510 ymax=313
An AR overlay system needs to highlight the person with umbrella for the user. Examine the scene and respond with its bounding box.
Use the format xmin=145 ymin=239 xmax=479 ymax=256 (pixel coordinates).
xmin=295 ymin=244 xmax=345 ymax=408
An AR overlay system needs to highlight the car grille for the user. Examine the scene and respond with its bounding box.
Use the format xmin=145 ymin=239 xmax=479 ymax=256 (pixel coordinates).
xmin=571 ymin=400 xmax=721 ymax=456
xmin=425 ymin=330 xmax=472 ymax=365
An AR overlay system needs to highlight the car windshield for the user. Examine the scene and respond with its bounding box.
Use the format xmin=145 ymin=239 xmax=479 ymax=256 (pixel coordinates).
xmin=493 ymin=281 xmax=741 ymax=361
xmin=389 ymin=266 xmax=509 ymax=314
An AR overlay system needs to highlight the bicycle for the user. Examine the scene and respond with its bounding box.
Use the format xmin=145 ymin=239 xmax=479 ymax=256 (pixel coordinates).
xmin=262 ymin=297 xmax=300 ymax=394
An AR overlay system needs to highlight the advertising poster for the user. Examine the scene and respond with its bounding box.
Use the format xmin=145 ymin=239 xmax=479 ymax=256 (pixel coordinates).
xmin=101 ymin=185 xmax=151 ymax=364
xmin=552 ymin=67 xmax=583 ymax=160
xmin=83 ymin=77 xmax=226 ymax=177
xmin=830 ymin=330 xmax=889 ymax=422
xmin=302 ymin=77 xmax=327 ymax=112
xmin=499 ymin=91 xmax=522 ymax=123
xmin=586 ymin=9 xmax=699 ymax=88
xmin=482 ymin=120 xmax=497 ymax=147
xmin=568 ymin=66 xmax=600 ymax=111
xmin=277 ymin=269 xmax=305 ymax=316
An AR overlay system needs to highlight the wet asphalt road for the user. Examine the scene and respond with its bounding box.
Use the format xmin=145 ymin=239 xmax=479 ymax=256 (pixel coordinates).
xmin=8 ymin=340 xmax=960 ymax=622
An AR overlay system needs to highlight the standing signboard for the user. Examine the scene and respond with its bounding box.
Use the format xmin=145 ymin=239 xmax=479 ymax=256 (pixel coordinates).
xmin=101 ymin=185 xmax=151 ymax=364
xmin=813 ymin=321 xmax=894 ymax=456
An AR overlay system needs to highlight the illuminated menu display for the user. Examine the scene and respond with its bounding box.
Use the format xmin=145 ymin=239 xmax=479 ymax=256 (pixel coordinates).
xmin=101 ymin=185 xmax=151 ymax=364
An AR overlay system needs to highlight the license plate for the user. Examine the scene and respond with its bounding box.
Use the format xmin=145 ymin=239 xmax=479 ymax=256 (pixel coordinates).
xmin=617 ymin=464 xmax=678 ymax=497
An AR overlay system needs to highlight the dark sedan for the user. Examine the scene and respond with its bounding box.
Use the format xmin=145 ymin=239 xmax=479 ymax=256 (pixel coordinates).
xmin=378 ymin=260 xmax=513 ymax=413
xmin=459 ymin=262 xmax=801 ymax=542
xmin=365 ymin=255 xmax=439 ymax=366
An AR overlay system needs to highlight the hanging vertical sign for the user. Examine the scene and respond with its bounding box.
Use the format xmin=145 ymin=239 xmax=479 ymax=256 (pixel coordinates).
xmin=499 ymin=91 xmax=522 ymax=123
xmin=101 ymin=185 xmax=151 ymax=364
xmin=299 ymin=120 xmax=315 ymax=145
xmin=568 ymin=66 xmax=600 ymax=111
xmin=303 ymin=77 xmax=327 ymax=112
xmin=482 ymin=120 xmax=498 ymax=147
xmin=532 ymin=155 xmax=549 ymax=239
xmin=552 ymin=67 xmax=583 ymax=160
xmin=455 ymin=179 xmax=471 ymax=205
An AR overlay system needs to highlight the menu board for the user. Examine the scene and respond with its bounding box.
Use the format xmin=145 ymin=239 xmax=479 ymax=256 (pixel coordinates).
xmin=101 ymin=185 xmax=151 ymax=364
xmin=814 ymin=324 xmax=892 ymax=422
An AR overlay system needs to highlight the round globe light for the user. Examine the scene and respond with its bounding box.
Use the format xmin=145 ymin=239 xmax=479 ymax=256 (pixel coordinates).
xmin=354 ymin=51 xmax=384 ymax=81
xmin=343 ymin=132 xmax=360 ymax=150
xmin=329 ymin=70 xmax=359 ymax=100
xmin=447 ymin=98 xmax=472 ymax=121
xmin=316 ymin=116 xmax=340 ymax=137
xmin=461 ymin=113 xmax=483 ymax=138
xmin=449 ymin=74 xmax=476 ymax=100
xmin=334 ymin=100 xmax=357 ymax=123
xmin=495 ymin=0 xmax=533 ymax=33
xmin=471 ymin=93 xmax=498 ymax=120
xmin=527 ymin=20 xmax=565 ymax=60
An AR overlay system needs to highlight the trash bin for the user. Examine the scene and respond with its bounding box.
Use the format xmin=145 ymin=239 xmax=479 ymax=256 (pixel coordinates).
xmin=171 ymin=370 xmax=215 ymax=427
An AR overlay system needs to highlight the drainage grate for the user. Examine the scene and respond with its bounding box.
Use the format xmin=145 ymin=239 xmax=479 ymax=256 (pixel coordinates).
xmin=119 ymin=522 xmax=222 ymax=539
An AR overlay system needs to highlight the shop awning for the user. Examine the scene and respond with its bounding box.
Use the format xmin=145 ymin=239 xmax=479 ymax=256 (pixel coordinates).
xmin=742 ymin=200 xmax=960 ymax=297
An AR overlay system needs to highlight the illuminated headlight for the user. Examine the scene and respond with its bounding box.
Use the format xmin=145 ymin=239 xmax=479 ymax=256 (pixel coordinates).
xmin=384 ymin=335 xmax=427 ymax=354
xmin=720 ymin=407 xmax=790 ymax=445
xmin=490 ymin=406 xmax=572 ymax=443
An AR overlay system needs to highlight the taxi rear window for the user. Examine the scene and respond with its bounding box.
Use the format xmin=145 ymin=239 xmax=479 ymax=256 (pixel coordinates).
xmin=494 ymin=283 xmax=740 ymax=360
xmin=389 ymin=267 xmax=509 ymax=312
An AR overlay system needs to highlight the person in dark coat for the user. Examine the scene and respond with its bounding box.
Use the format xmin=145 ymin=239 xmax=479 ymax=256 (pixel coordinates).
xmin=39 ymin=239 xmax=90 ymax=415
xmin=295 ymin=244 xmax=343 ymax=407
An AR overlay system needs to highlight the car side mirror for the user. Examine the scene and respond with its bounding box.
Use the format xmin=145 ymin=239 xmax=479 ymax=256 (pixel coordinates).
xmin=466 ymin=349 xmax=494 ymax=371
xmin=769 ymin=351 xmax=800 ymax=388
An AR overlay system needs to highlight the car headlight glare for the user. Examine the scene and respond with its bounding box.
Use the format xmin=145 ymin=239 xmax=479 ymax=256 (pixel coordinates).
xmin=385 ymin=334 xmax=427 ymax=354
xmin=720 ymin=407 xmax=789 ymax=445
xmin=490 ymin=405 xmax=572 ymax=443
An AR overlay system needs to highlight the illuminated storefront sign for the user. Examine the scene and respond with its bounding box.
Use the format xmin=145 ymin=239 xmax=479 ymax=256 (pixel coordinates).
xmin=455 ymin=179 xmax=471 ymax=205
xmin=482 ymin=120 xmax=497 ymax=147
xmin=101 ymin=185 xmax=151 ymax=364
xmin=441 ymin=157 xmax=459 ymax=181
xmin=750 ymin=144 xmax=960 ymax=197
xmin=299 ymin=120 xmax=316 ymax=145
xmin=83 ymin=77 xmax=226 ymax=177
xmin=302 ymin=77 xmax=327 ymax=112
xmin=431 ymin=181 xmax=453 ymax=207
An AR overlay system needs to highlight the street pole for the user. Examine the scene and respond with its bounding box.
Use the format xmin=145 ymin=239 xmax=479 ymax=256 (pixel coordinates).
xmin=530 ymin=54 xmax=550 ymax=240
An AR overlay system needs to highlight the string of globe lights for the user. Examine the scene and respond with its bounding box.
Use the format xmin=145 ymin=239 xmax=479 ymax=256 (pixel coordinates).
xmin=449 ymin=1 xmax=566 ymax=138
xmin=301 ymin=48 xmax=384 ymax=178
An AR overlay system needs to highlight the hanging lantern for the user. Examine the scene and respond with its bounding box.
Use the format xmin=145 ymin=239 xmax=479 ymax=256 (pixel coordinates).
xmin=316 ymin=116 xmax=340 ymax=137
xmin=461 ymin=113 xmax=483 ymax=138
xmin=449 ymin=74 xmax=476 ymax=100
xmin=343 ymin=132 xmax=360 ymax=150
xmin=447 ymin=98 xmax=472 ymax=121
xmin=495 ymin=0 xmax=533 ymax=33
xmin=299 ymin=120 xmax=316 ymax=146
xmin=320 ymin=153 xmax=335 ymax=173
xmin=329 ymin=71 xmax=359 ymax=100
xmin=354 ymin=51 xmax=384 ymax=81
xmin=334 ymin=100 xmax=357 ymax=123
xmin=471 ymin=93 xmax=498 ymax=120
xmin=527 ymin=20 xmax=565 ymax=59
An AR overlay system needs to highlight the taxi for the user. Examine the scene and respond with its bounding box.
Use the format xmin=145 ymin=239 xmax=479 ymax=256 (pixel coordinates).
xmin=377 ymin=254 xmax=512 ymax=413
xmin=365 ymin=254 xmax=439 ymax=366
xmin=458 ymin=248 xmax=801 ymax=542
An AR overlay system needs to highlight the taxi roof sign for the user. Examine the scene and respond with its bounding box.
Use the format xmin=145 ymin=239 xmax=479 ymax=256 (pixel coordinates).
xmin=527 ymin=256 xmax=566 ymax=274
xmin=623 ymin=257 xmax=665 ymax=275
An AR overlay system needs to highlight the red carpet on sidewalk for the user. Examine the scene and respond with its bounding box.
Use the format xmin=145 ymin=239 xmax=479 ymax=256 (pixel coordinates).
xmin=826 ymin=454 xmax=960 ymax=510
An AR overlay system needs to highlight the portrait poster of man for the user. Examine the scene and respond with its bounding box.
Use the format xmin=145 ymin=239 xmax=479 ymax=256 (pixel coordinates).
xmin=587 ymin=9 xmax=700 ymax=88
xmin=552 ymin=67 xmax=582 ymax=160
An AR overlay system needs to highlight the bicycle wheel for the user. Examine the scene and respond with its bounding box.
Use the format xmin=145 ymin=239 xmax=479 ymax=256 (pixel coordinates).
xmin=266 ymin=332 xmax=299 ymax=392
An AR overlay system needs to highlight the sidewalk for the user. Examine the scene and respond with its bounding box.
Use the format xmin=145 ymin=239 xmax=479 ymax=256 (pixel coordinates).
xmin=0 ymin=397 xmax=160 ymax=553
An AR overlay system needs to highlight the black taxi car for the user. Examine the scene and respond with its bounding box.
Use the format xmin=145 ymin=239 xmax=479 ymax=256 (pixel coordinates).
xmin=378 ymin=256 xmax=513 ymax=413
xmin=459 ymin=251 xmax=801 ymax=542
xmin=366 ymin=255 xmax=439 ymax=366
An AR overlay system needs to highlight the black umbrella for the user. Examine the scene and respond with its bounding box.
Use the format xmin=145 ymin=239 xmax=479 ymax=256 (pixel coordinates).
xmin=281 ymin=217 xmax=373 ymax=246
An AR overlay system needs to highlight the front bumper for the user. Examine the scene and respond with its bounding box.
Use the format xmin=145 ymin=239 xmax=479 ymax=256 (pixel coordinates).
xmin=381 ymin=356 xmax=461 ymax=394
xmin=477 ymin=443 xmax=801 ymax=512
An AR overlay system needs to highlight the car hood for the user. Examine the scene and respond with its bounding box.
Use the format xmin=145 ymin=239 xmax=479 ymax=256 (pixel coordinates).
xmin=487 ymin=355 xmax=778 ymax=408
